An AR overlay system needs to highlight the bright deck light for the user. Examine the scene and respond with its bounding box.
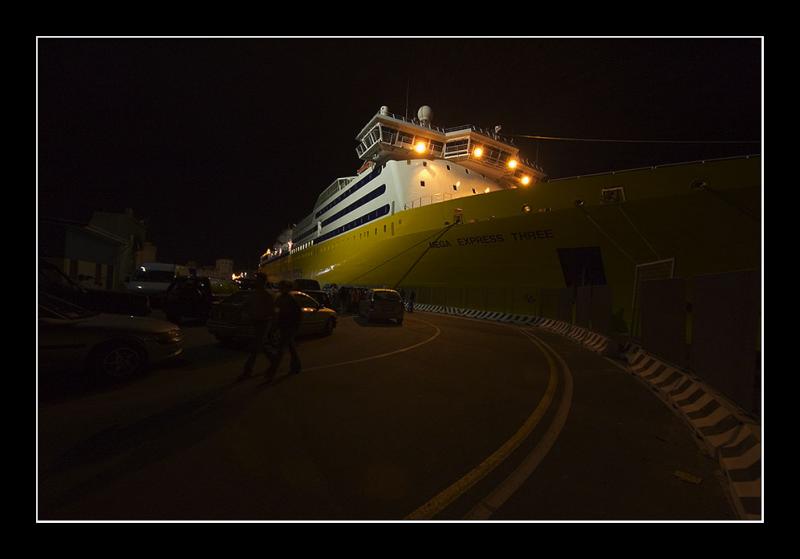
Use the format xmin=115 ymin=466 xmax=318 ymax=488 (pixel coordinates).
xmin=473 ymin=147 xmax=483 ymax=158
xmin=521 ymin=175 xmax=531 ymax=185
xmin=414 ymin=142 xmax=427 ymax=153
xmin=507 ymin=159 xmax=518 ymax=169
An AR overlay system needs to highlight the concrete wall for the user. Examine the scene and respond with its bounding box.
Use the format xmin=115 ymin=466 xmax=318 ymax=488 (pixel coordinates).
xmin=691 ymin=270 xmax=760 ymax=414
xmin=640 ymin=278 xmax=688 ymax=367
xmin=637 ymin=271 xmax=760 ymax=414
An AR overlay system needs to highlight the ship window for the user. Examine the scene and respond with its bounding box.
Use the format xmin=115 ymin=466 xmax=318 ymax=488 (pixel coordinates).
xmin=465 ymin=169 xmax=470 ymax=174
xmin=472 ymin=188 xmax=476 ymax=194
xmin=383 ymin=224 xmax=386 ymax=232
xmin=420 ymin=181 xmax=425 ymax=187
xmin=601 ymin=186 xmax=626 ymax=204
xmin=423 ymin=161 xmax=427 ymax=167
xmin=406 ymin=160 xmax=411 ymax=165
xmin=453 ymin=184 xmax=458 ymax=191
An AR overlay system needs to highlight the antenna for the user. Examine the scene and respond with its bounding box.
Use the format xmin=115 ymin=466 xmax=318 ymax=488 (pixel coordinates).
xmin=405 ymin=79 xmax=410 ymax=120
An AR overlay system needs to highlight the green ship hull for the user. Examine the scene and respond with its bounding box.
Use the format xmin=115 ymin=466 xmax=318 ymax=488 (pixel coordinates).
xmin=262 ymin=155 xmax=760 ymax=334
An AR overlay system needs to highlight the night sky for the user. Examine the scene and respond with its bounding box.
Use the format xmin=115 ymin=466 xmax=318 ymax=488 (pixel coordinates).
xmin=37 ymin=38 xmax=761 ymax=270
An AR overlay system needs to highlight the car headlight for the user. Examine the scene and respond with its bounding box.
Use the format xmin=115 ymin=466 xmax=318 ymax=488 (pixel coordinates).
xmin=152 ymin=329 xmax=182 ymax=344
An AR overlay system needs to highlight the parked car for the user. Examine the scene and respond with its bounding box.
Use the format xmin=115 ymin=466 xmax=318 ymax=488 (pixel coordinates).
xmin=38 ymin=292 xmax=183 ymax=380
xmin=125 ymin=262 xmax=176 ymax=307
xmin=235 ymin=277 xmax=262 ymax=291
xmin=303 ymin=289 xmax=332 ymax=309
xmin=293 ymin=278 xmax=321 ymax=291
xmin=162 ymin=276 xmax=214 ymax=324
xmin=359 ymin=288 xmax=404 ymax=325
xmin=207 ymin=289 xmax=337 ymax=345
xmin=208 ymin=278 xmax=240 ymax=300
xmin=39 ymin=259 xmax=151 ymax=317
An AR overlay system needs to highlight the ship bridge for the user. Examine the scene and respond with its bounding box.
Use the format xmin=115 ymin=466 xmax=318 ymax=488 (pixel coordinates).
xmin=355 ymin=105 xmax=546 ymax=187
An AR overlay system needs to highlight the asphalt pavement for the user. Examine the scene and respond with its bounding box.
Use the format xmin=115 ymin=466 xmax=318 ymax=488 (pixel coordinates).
xmin=37 ymin=310 xmax=736 ymax=520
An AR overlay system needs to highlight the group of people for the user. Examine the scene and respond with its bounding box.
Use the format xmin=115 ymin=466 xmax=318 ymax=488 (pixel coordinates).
xmin=239 ymin=274 xmax=302 ymax=382
xmin=325 ymin=284 xmax=416 ymax=313
xmin=238 ymin=277 xmax=418 ymax=382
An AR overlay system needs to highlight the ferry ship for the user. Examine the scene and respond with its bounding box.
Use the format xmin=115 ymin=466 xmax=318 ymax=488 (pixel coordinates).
xmin=260 ymin=105 xmax=760 ymax=333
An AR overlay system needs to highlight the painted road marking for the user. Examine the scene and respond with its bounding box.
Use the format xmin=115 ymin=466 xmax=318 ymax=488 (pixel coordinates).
xmin=405 ymin=326 xmax=560 ymax=520
xmin=302 ymin=316 xmax=441 ymax=373
xmin=464 ymin=329 xmax=574 ymax=519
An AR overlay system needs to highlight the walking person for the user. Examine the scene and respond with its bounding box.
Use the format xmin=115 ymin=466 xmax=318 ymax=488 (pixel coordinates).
xmin=238 ymin=273 xmax=275 ymax=381
xmin=265 ymin=280 xmax=303 ymax=381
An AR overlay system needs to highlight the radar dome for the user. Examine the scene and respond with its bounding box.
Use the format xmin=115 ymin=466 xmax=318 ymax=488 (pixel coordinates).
xmin=417 ymin=105 xmax=433 ymax=125
xmin=379 ymin=106 xmax=389 ymax=115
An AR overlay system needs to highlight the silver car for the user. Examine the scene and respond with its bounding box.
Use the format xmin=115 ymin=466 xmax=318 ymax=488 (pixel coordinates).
xmin=207 ymin=290 xmax=337 ymax=345
xmin=38 ymin=292 xmax=183 ymax=380
xmin=358 ymin=288 xmax=404 ymax=325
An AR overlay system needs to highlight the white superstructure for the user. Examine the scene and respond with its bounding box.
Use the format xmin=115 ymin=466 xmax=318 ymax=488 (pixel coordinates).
xmin=263 ymin=106 xmax=546 ymax=264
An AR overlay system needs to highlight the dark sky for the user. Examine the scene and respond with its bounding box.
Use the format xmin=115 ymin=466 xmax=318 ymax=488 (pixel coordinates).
xmin=37 ymin=38 xmax=761 ymax=269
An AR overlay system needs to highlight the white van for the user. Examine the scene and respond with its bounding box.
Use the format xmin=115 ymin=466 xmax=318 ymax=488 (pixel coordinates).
xmin=125 ymin=263 xmax=176 ymax=300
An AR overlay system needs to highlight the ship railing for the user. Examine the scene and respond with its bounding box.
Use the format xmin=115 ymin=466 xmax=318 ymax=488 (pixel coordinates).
xmin=443 ymin=124 xmax=516 ymax=145
xmin=380 ymin=111 xmax=448 ymax=133
xmin=406 ymin=192 xmax=454 ymax=210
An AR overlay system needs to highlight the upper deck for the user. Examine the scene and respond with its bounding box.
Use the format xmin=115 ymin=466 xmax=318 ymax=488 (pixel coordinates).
xmin=355 ymin=106 xmax=545 ymax=186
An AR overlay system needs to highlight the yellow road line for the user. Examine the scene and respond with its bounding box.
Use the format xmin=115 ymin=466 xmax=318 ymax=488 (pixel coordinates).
xmin=464 ymin=329 xmax=574 ymax=519
xmin=405 ymin=327 xmax=559 ymax=520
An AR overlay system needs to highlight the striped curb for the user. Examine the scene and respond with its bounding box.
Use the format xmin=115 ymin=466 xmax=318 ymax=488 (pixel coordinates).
xmin=620 ymin=345 xmax=761 ymax=520
xmin=414 ymin=305 xmax=610 ymax=355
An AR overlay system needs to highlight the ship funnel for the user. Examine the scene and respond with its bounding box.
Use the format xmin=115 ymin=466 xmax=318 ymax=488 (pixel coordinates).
xmin=417 ymin=105 xmax=433 ymax=126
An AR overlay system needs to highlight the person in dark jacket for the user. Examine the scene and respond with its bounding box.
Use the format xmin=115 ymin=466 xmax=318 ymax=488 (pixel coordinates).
xmin=238 ymin=273 xmax=275 ymax=380
xmin=264 ymin=280 xmax=303 ymax=381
